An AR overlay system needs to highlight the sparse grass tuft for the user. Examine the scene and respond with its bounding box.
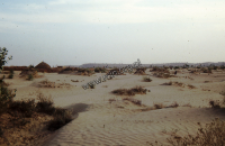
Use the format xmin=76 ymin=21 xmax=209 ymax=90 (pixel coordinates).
xmin=143 ymin=76 xmax=152 ymax=82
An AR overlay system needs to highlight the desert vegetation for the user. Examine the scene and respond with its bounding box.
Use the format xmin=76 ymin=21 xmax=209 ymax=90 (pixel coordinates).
xmin=111 ymin=86 xmax=147 ymax=96
xmin=153 ymin=72 xmax=173 ymax=78
xmin=134 ymin=67 xmax=146 ymax=75
xmin=143 ymin=76 xmax=152 ymax=82
xmin=94 ymin=67 xmax=106 ymax=73
xmin=150 ymin=66 xmax=170 ymax=73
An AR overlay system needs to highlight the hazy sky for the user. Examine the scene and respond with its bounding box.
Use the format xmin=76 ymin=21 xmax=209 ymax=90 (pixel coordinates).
xmin=0 ymin=0 xmax=225 ymax=66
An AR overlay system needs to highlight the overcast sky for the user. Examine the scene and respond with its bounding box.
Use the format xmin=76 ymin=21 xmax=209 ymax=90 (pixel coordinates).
xmin=0 ymin=0 xmax=225 ymax=66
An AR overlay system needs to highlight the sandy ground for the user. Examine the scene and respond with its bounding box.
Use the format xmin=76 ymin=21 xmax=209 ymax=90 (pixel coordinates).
xmin=3 ymin=70 xmax=225 ymax=146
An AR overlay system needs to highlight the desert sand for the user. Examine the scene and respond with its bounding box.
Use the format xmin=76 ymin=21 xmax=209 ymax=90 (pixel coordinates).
xmin=2 ymin=69 xmax=225 ymax=146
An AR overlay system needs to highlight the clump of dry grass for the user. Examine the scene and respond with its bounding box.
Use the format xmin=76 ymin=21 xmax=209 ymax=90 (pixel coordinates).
xmin=37 ymin=79 xmax=72 ymax=89
xmin=71 ymin=79 xmax=79 ymax=82
xmin=134 ymin=67 xmax=146 ymax=75
xmin=123 ymin=97 xmax=142 ymax=106
xmin=151 ymin=66 xmax=170 ymax=73
xmin=143 ymin=76 xmax=152 ymax=82
xmin=182 ymin=103 xmax=192 ymax=107
xmin=111 ymin=86 xmax=147 ymax=96
xmin=161 ymin=81 xmax=172 ymax=85
xmin=154 ymin=103 xmax=164 ymax=109
xmin=173 ymin=82 xmax=184 ymax=87
xmin=188 ymin=84 xmax=196 ymax=89
xmin=166 ymin=102 xmax=179 ymax=108
xmin=153 ymin=72 xmax=173 ymax=78
xmin=108 ymin=98 xmax=116 ymax=103
xmin=167 ymin=118 xmax=225 ymax=146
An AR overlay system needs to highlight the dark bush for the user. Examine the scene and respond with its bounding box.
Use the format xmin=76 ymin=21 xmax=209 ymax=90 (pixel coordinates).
xmin=36 ymin=93 xmax=55 ymax=115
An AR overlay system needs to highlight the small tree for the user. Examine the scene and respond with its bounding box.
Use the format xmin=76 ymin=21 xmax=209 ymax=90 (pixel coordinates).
xmin=0 ymin=47 xmax=15 ymax=115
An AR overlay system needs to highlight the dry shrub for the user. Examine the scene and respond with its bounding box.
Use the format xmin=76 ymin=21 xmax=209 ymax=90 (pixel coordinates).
xmin=151 ymin=66 xmax=170 ymax=73
xmin=154 ymin=103 xmax=164 ymax=109
xmin=130 ymin=86 xmax=147 ymax=94
xmin=182 ymin=103 xmax=192 ymax=107
xmin=174 ymin=82 xmax=184 ymax=87
xmin=188 ymin=84 xmax=196 ymax=89
xmin=189 ymin=70 xmax=198 ymax=74
xmin=201 ymin=67 xmax=212 ymax=74
xmin=143 ymin=76 xmax=152 ymax=82
xmin=123 ymin=98 xmax=142 ymax=106
xmin=166 ymin=102 xmax=179 ymax=108
xmin=108 ymin=98 xmax=116 ymax=103
xmin=38 ymin=79 xmax=56 ymax=88
xmin=153 ymin=72 xmax=172 ymax=78
xmin=167 ymin=118 xmax=225 ymax=146
xmin=89 ymin=84 xmax=95 ymax=89
xmin=27 ymin=73 xmax=34 ymax=81
xmin=8 ymin=99 xmax=35 ymax=117
xmin=94 ymin=67 xmax=106 ymax=73
xmin=47 ymin=108 xmax=73 ymax=131
xmin=112 ymin=89 xmax=131 ymax=96
xmin=71 ymin=79 xmax=79 ymax=82
xmin=38 ymin=79 xmax=72 ymax=89
xmin=36 ymin=93 xmax=55 ymax=115
xmin=134 ymin=67 xmax=146 ymax=75
xmin=51 ymin=67 xmax=63 ymax=73
xmin=59 ymin=67 xmax=92 ymax=76
xmin=161 ymin=81 xmax=172 ymax=85
xmin=209 ymin=100 xmax=221 ymax=109
xmin=112 ymin=86 xmax=147 ymax=96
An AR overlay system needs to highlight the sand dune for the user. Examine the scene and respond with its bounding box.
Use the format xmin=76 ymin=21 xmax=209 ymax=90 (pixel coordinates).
xmin=3 ymin=70 xmax=225 ymax=145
